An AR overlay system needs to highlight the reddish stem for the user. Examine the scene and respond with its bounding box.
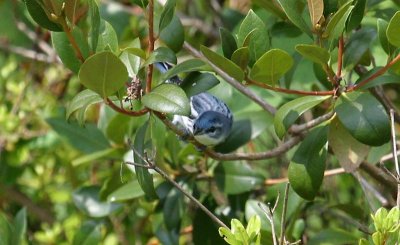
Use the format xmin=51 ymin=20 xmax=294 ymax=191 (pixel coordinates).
xmin=348 ymin=53 xmax=400 ymax=91
xmin=146 ymin=0 xmax=155 ymax=94
xmin=247 ymin=79 xmax=335 ymax=96
xmin=336 ymin=36 xmax=344 ymax=80
xmin=105 ymin=98 xmax=148 ymax=116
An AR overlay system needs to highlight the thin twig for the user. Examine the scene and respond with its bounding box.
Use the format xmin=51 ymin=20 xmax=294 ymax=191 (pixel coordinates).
xmin=146 ymin=0 xmax=155 ymax=94
xmin=336 ymin=36 xmax=344 ymax=81
xmin=289 ymin=111 xmax=335 ymax=134
xmin=126 ymin=144 xmax=229 ymax=229
xmin=265 ymin=168 xmax=346 ymax=186
xmin=279 ymin=183 xmax=290 ymax=245
xmin=258 ymin=202 xmax=278 ymax=245
xmin=0 ymin=42 xmax=57 ymax=63
xmin=105 ymin=98 xmax=148 ymax=116
xmin=183 ymin=42 xmax=277 ymax=115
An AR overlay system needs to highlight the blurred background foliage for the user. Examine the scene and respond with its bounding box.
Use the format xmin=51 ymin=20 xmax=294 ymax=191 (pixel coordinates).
xmin=0 ymin=0 xmax=400 ymax=244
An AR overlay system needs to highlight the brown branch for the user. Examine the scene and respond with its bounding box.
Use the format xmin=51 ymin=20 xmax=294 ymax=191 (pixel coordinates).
xmin=265 ymin=167 xmax=346 ymax=186
xmin=359 ymin=162 xmax=398 ymax=193
xmin=348 ymin=52 xmax=400 ymax=91
xmin=336 ymin=36 xmax=344 ymax=80
xmin=183 ymin=42 xmax=277 ymax=115
xmin=146 ymin=0 xmax=155 ymax=94
xmin=289 ymin=111 xmax=335 ymax=134
xmin=0 ymin=42 xmax=57 ymax=64
xmin=246 ymin=78 xmax=335 ymax=96
xmin=105 ymin=98 xmax=148 ymax=116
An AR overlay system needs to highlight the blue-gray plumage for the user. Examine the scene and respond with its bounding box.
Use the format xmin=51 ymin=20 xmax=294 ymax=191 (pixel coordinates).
xmin=155 ymin=62 xmax=233 ymax=146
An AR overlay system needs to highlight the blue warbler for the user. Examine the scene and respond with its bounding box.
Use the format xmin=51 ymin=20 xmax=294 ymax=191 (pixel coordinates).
xmin=155 ymin=62 xmax=233 ymax=146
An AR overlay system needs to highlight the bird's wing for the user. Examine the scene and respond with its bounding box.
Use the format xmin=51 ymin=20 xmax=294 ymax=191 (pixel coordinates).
xmin=190 ymin=93 xmax=232 ymax=119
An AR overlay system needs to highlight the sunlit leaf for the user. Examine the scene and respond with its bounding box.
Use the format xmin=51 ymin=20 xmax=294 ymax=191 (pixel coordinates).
xmin=307 ymin=0 xmax=324 ymax=27
xmin=386 ymin=11 xmax=400 ymax=47
xmin=276 ymin=0 xmax=313 ymax=38
xmin=295 ymin=44 xmax=330 ymax=65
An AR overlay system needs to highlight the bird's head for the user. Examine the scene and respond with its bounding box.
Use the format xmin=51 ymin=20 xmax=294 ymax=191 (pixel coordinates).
xmin=192 ymin=111 xmax=233 ymax=146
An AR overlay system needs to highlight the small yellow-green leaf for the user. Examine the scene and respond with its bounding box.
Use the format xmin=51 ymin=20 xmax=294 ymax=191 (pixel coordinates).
xmin=79 ymin=51 xmax=128 ymax=98
xmin=387 ymin=11 xmax=400 ymax=47
xmin=141 ymin=84 xmax=190 ymax=115
xmin=250 ymin=49 xmax=293 ymax=85
xmin=323 ymin=1 xmax=354 ymax=40
xmin=307 ymin=0 xmax=324 ymax=27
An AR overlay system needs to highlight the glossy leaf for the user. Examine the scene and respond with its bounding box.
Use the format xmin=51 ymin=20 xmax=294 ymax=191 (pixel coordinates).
xmin=160 ymin=16 xmax=184 ymax=52
xmin=200 ymin=45 xmax=245 ymax=81
xmin=252 ymin=0 xmax=287 ymax=19
xmin=24 ymin=0 xmax=62 ymax=31
xmin=328 ymin=118 xmax=369 ymax=172
xmin=215 ymin=161 xmax=265 ymax=194
xmin=288 ymin=125 xmax=328 ymax=200
xmin=164 ymin=187 xmax=184 ymax=230
xmin=323 ymin=1 xmax=354 ymax=40
xmin=72 ymin=186 xmax=121 ymax=217
xmin=274 ymin=95 xmax=330 ymax=139
xmin=386 ymin=11 xmax=400 ymax=47
xmin=335 ymin=92 xmax=390 ymax=146
xmin=159 ymin=0 xmax=176 ymax=32
xmin=66 ymin=89 xmax=102 ymax=120
xmin=231 ymin=47 xmax=250 ymax=70
xmin=237 ymin=10 xmax=270 ymax=64
xmin=12 ymin=208 xmax=27 ymax=245
xmin=346 ymin=0 xmax=366 ymax=32
xmin=96 ymin=20 xmax=118 ymax=53
xmin=343 ymin=28 xmax=376 ymax=70
xmin=141 ymin=84 xmax=190 ymax=115
xmin=107 ymin=180 xmax=145 ymax=202
xmin=215 ymin=111 xmax=272 ymax=153
xmin=180 ymin=72 xmax=220 ymax=97
xmin=161 ymin=59 xmax=206 ymax=81
xmin=276 ymin=0 xmax=313 ymax=38
xmin=220 ymin=27 xmax=238 ymax=59
xmin=355 ymin=67 xmax=400 ymax=89
xmin=73 ymin=221 xmax=102 ymax=245
xmin=295 ymin=44 xmax=330 ymax=65
xmin=133 ymin=122 xmax=158 ymax=200
xmin=88 ymin=0 xmax=100 ymax=52
xmin=249 ymin=49 xmax=294 ymax=85
xmin=79 ymin=51 xmax=128 ymax=98
xmin=46 ymin=118 xmax=110 ymax=153
xmin=307 ymin=0 xmax=324 ymax=27
xmin=377 ymin=19 xmax=396 ymax=55
xmin=144 ymin=47 xmax=177 ymax=66
xmin=122 ymin=47 xmax=146 ymax=60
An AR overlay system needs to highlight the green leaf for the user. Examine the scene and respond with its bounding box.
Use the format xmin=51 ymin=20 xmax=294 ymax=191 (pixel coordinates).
xmin=73 ymin=221 xmax=102 ymax=245
xmin=0 ymin=213 xmax=12 ymax=245
xmin=122 ymin=47 xmax=146 ymax=60
xmin=133 ymin=122 xmax=158 ymax=200
xmin=88 ymin=0 xmax=100 ymax=52
xmin=79 ymin=51 xmax=128 ymax=98
xmin=72 ymin=186 xmax=122 ymax=217
xmin=231 ymin=219 xmax=249 ymax=242
xmin=237 ymin=10 xmax=270 ymax=64
xmin=144 ymin=47 xmax=177 ymax=66
xmin=335 ymin=92 xmax=390 ymax=146
xmin=323 ymin=1 xmax=354 ymax=40
xmin=308 ymin=228 xmax=359 ymax=245
xmin=24 ymin=0 xmax=62 ymax=31
xmin=307 ymin=0 xmax=324 ymax=27
xmin=295 ymin=44 xmax=330 ymax=65
xmin=159 ymin=0 xmax=176 ymax=32
xmin=219 ymin=227 xmax=241 ymax=245
xmin=249 ymin=49 xmax=294 ymax=85
xmin=387 ymin=11 xmax=400 ymax=47
xmin=120 ymin=39 xmax=144 ymax=77
xmin=343 ymin=28 xmax=376 ymax=70
xmin=215 ymin=110 xmax=272 ymax=153
xmin=66 ymin=89 xmax=102 ymax=120
xmin=346 ymin=0 xmax=366 ymax=32
xmin=355 ymin=67 xmax=400 ymax=89
xmin=96 ymin=20 xmax=119 ymax=53
xmin=200 ymin=45 xmax=245 ymax=82
xmin=12 ymin=208 xmax=27 ymax=245
xmin=377 ymin=19 xmax=396 ymax=55
xmin=246 ymin=215 xmax=261 ymax=241
xmin=274 ymin=95 xmax=330 ymax=139
xmin=328 ymin=118 xmax=369 ymax=172
xmin=164 ymin=187 xmax=184 ymax=230
xmin=161 ymin=59 xmax=206 ymax=81
xmin=231 ymin=47 xmax=250 ymax=70
xmin=52 ymin=28 xmax=89 ymax=73
xmin=142 ymin=84 xmax=190 ymax=115
xmin=107 ymin=180 xmax=145 ymax=202
xmin=180 ymin=72 xmax=220 ymax=97
xmin=71 ymin=148 xmax=118 ymax=167
xmin=46 ymin=118 xmax=110 ymax=153
xmin=276 ymin=0 xmax=313 ymax=38
xmin=160 ymin=16 xmax=184 ymax=52
xmin=220 ymin=27 xmax=238 ymax=59
xmin=288 ymin=125 xmax=328 ymax=200
xmin=252 ymin=0 xmax=287 ymax=19
xmin=215 ymin=161 xmax=265 ymax=194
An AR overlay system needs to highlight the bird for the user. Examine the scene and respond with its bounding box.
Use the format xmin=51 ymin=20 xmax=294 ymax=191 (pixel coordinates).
xmin=155 ymin=62 xmax=233 ymax=147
